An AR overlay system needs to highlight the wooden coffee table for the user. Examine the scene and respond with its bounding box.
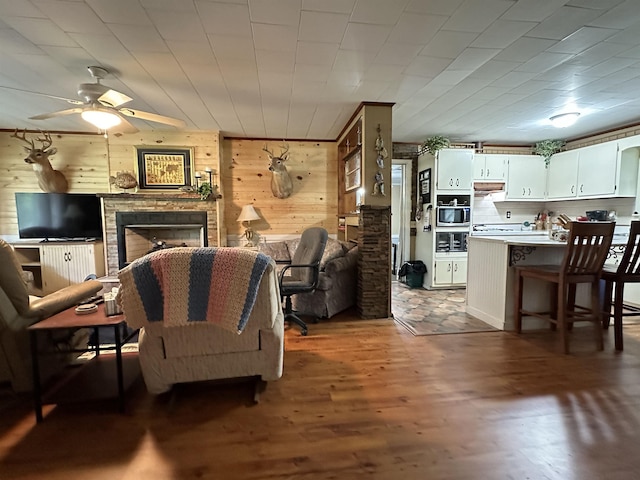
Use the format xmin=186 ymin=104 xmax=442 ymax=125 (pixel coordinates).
xmin=28 ymin=303 xmax=139 ymax=423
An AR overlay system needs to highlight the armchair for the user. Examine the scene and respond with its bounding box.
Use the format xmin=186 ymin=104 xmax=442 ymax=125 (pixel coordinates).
xmin=0 ymin=239 xmax=102 ymax=392
xmin=118 ymin=247 xmax=284 ymax=395
xmin=279 ymin=227 xmax=328 ymax=335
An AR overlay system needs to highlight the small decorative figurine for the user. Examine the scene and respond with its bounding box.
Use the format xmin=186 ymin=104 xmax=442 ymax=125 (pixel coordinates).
xmin=374 ymin=124 xmax=388 ymax=168
xmin=372 ymin=171 xmax=385 ymax=196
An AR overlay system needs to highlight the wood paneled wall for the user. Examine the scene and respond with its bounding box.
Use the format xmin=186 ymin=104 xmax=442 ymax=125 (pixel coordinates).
xmin=222 ymin=139 xmax=338 ymax=238
xmin=0 ymin=131 xmax=335 ymax=241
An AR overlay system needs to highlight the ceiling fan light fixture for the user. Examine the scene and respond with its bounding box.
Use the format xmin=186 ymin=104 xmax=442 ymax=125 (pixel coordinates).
xmin=81 ymin=108 xmax=121 ymax=129
xmin=549 ymin=112 xmax=580 ymax=128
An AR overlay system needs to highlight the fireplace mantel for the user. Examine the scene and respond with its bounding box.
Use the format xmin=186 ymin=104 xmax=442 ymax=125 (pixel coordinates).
xmin=97 ymin=192 xmax=210 ymax=201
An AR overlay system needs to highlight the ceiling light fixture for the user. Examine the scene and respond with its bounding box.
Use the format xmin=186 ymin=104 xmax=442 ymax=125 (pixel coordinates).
xmin=81 ymin=107 xmax=121 ymax=130
xmin=549 ymin=112 xmax=580 ymax=128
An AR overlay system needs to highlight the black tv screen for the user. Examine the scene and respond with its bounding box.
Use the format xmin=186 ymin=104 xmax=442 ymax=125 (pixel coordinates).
xmin=15 ymin=192 xmax=103 ymax=240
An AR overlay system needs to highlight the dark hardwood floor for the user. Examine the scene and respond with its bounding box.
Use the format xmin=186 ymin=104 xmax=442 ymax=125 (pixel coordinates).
xmin=2 ymin=309 xmax=640 ymax=479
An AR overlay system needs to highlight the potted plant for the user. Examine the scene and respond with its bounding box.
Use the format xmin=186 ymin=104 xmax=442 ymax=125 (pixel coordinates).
xmin=422 ymin=135 xmax=450 ymax=155
xmin=533 ymin=139 xmax=565 ymax=167
xmin=197 ymin=182 xmax=212 ymax=200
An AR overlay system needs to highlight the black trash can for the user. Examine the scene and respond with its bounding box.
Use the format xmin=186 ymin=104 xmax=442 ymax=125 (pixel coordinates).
xmin=399 ymin=260 xmax=427 ymax=288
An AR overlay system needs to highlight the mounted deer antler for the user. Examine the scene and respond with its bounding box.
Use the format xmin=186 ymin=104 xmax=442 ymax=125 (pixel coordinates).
xmin=264 ymin=142 xmax=293 ymax=199
xmin=11 ymin=129 xmax=69 ymax=193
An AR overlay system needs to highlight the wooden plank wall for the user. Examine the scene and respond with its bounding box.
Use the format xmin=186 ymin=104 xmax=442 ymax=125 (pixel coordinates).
xmin=0 ymin=131 xmax=109 ymax=236
xmin=222 ymin=139 xmax=338 ymax=239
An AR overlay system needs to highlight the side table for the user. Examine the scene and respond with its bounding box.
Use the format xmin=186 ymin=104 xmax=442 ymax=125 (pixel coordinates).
xmin=28 ymin=303 xmax=139 ymax=423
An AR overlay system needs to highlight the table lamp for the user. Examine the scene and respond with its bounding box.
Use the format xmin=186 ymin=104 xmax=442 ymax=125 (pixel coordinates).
xmin=237 ymin=205 xmax=261 ymax=246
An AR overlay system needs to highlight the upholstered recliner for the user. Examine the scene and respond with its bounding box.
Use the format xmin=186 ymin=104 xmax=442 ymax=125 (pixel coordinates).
xmin=117 ymin=247 xmax=284 ymax=395
xmin=0 ymin=239 xmax=103 ymax=392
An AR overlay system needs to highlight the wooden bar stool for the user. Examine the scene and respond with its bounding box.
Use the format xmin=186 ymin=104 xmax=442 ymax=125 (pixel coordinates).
xmin=514 ymin=221 xmax=615 ymax=354
xmin=601 ymin=221 xmax=640 ymax=351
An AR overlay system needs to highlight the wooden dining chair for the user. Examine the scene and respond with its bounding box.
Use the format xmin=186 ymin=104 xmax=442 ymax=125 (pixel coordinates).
xmin=601 ymin=221 xmax=640 ymax=351
xmin=514 ymin=221 xmax=615 ymax=354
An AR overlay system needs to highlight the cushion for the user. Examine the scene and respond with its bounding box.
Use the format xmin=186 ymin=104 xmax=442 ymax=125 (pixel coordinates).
xmin=319 ymin=238 xmax=345 ymax=270
xmin=0 ymin=240 xmax=30 ymax=315
xmin=259 ymin=241 xmax=291 ymax=262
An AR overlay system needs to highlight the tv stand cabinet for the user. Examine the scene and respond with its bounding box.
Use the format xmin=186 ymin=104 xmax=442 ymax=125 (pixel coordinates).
xmin=12 ymin=241 xmax=105 ymax=295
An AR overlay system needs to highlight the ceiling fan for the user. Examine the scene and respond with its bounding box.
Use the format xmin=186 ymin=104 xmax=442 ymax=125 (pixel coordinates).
xmin=7 ymin=66 xmax=186 ymax=133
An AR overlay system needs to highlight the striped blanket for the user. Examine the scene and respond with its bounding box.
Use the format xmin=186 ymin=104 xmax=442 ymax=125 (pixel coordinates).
xmin=118 ymin=247 xmax=271 ymax=334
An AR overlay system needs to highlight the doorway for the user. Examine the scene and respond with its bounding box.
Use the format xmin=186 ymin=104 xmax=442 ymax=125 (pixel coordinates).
xmin=391 ymin=159 xmax=412 ymax=277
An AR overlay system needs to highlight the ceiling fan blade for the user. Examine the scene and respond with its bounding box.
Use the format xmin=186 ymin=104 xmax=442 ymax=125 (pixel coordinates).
xmin=98 ymin=89 xmax=132 ymax=108
xmin=120 ymin=108 xmax=186 ymax=128
xmin=1 ymin=86 xmax=83 ymax=104
xmin=29 ymin=107 xmax=84 ymax=120
xmin=111 ymin=111 xmax=139 ymax=134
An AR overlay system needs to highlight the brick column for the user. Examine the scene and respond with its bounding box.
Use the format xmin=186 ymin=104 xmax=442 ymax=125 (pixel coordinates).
xmin=357 ymin=205 xmax=391 ymax=319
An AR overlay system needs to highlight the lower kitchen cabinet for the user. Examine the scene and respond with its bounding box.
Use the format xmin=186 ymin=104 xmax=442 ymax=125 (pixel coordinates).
xmin=433 ymin=258 xmax=467 ymax=286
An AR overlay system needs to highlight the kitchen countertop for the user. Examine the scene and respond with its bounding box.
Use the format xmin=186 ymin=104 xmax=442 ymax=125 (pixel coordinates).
xmin=469 ymin=232 xmax=629 ymax=246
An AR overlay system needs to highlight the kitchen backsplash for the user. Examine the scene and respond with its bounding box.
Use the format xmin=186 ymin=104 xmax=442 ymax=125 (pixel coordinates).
xmin=473 ymin=193 xmax=636 ymax=226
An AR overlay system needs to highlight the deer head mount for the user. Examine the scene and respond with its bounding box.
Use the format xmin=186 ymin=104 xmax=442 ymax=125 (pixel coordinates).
xmin=264 ymin=142 xmax=293 ymax=199
xmin=11 ymin=129 xmax=69 ymax=193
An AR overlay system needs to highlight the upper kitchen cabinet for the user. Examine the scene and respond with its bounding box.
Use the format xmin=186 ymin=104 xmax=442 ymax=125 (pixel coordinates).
xmin=505 ymin=155 xmax=546 ymax=200
xmin=547 ymin=150 xmax=579 ymax=199
xmin=436 ymin=149 xmax=474 ymax=191
xmin=547 ymin=140 xmax=637 ymax=200
xmin=473 ymin=154 xmax=506 ymax=182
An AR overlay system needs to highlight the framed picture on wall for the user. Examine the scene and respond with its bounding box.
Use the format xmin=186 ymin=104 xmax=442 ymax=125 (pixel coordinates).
xmin=136 ymin=147 xmax=193 ymax=189
xmin=419 ymin=168 xmax=431 ymax=205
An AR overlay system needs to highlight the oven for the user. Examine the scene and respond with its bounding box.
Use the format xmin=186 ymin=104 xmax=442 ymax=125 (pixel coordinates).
xmin=436 ymin=206 xmax=471 ymax=227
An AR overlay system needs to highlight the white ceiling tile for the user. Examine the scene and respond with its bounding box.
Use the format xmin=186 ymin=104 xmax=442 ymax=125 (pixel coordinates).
xmin=580 ymin=56 xmax=639 ymax=77
xmin=341 ymin=23 xmax=393 ymax=52
xmin=299 ymin=11 xmax=349 ymax=43
xmin=197 ymin=2 xmax=252 ymax=36
xmin=4 ymin=17 xmax=78 ymax=47
xmin=442 ymin=0 xmax=515 ymax=34
xmin=447 ymin=48 xmax=501 ymax=71
xmin=209 ymin=34 xmax=255 ymax=61
xmin=603 ymin=21 xmax=640 ymax=45
xmin=249 ymin=0 xmax=301 ymax=26
xmin=0 ymin=28 xmax=42 ymax=54
xmin=108 ymin=24 xmax=170 ymax=52
xmin=430 ymin=70 xmax=473 ymax=86
xmin=139 ymin=0 xmax=198 ymax=12
xmin=419 ymin=30 xmax=478 ymax=59
xmin=490 ymin=70 xmax=537 ymax=88
xmin=547 ymin=26 xmax=619 ymax=53
xmin=252 ymin=24 xmax=298 ymax=52
xmin=471 ymin=20 xmax=537 ymax=49
xmin=403 ymin=55 xmax=452 ymax=77
xmin=86 ymin=0 xmax=151 ymax=25
xmin=350 ymin=0 xmax=408 ymax=25
xmin=292 ymin=79 xmax=327 ymax=99
xmin=39 ymin=45 xmax=97 ymax=68
xmin=502 ymin=0 xmax=566 ymax=22
xmin=374 ymin=43 xmax=422 ymax=66
xmin=494 ymin=36 xmax=557 ymax=62
xmin=286 ymin=104 xmax=315 ymax=137
xmin=387 ymin=13 xmax=448 ymax=45
xmin=468 ymin=59 xmax=520 ymax=80
xmin=256 ymin=49 xmax=295 ymax=73
xmin=332 ymin=49 xmax=376 ymax=73
xmin=515 ymin=51 xmax=574 ymax=73
xmin=525 ymin=6 xmax=602 ymax=40
xmin=33 ymin=0 xmax=111 ymax=34
xmin=168 ymin=40 xmax=216 ymax=65
xmin=295 ymin=41 xmax=338 ymax=66
xmin=352 ymin=80 xmax=391 ymax=100
xmin=589 ymin=0 xmax=640 ymax=29
xmin=293 ymin=64 xmax=331 ymax=82
xmin=618 ymin=44 xmax=640 ymax=58
xmin=363 ymin=63 xmax=403 ymax=82
xmin=302 ymin=0 xmax=355 ymax=14
xmin=567 ymin=40 xmax=634 ymax=66
xmin=405 ymin=0 xmax=464 ymax=16
xmin=146 ymin=11 xmax=208 ymax=42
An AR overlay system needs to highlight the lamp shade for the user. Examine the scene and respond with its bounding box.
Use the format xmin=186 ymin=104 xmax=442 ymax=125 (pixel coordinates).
xmin=237 ymin=205 xmax=261 ymax=222
xmin=81 ymin=107 xmax=122 ymax=129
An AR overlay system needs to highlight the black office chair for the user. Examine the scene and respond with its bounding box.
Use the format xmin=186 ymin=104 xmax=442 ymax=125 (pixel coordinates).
xmin=279 ymin=227 xmax=328 ymax=336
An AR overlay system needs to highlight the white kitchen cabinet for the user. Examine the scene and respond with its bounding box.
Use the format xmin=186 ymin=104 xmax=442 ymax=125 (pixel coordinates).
xmin=576 ymin=141 xmax=618 ymax=197
xmin=436 ymin=149 xmax=474 ymax=190
xmin=433 ymin=258 xmax=467 ymax=286
xmin=505 ymin=155 xmax=546 ymax=200
xmin=547 ymin=150 xmax=579 ymax=199
xmin=40 ymin=242 xmax=105 ymax=294
xmin=473 ymin=154 xmax=506 ymax=181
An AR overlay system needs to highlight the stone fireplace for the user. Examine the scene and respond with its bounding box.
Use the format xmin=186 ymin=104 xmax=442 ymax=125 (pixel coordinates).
xmin=99 ymin=193 xmax=221 ymax=275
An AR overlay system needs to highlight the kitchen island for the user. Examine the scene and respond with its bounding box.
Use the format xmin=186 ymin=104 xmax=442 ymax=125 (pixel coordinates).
xmin=466 ymin=233 xmax=629 ymax=331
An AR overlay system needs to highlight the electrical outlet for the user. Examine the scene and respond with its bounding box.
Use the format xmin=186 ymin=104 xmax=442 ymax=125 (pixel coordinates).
xmin=506 ymin=211 xmax=511 ymax=219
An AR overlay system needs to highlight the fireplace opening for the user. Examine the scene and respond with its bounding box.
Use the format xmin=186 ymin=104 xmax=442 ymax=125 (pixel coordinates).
xmin=116 ymin=211 xmax=208 ymax=269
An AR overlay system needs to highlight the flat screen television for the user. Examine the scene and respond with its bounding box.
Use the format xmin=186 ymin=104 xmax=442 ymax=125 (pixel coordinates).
xmin=15 ymin=192 xmax=103 ymax=241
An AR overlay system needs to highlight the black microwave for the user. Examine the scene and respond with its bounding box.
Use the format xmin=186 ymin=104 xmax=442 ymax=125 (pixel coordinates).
xmin=436 ymin=206 xmax=471 ymax=227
